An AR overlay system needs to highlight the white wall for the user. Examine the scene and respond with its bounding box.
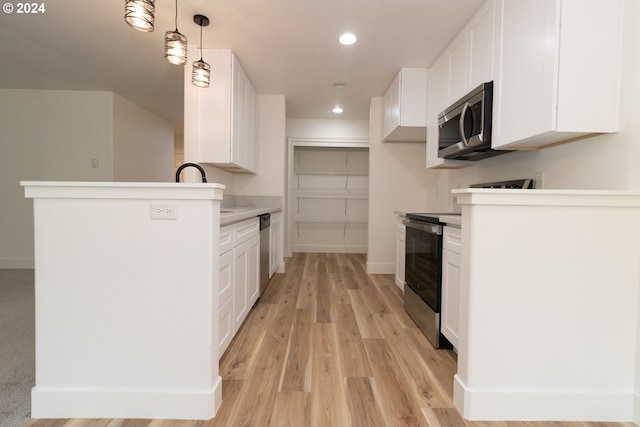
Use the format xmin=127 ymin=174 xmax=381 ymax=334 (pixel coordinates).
xmin=0 ymin=89 xmax=175 ymax=268
xmin=287 ymin=118 xmax=369 ymax=140
xmin=0 ymin=90 xmax=113 ymax=268
xmin=636 ymin=269 xmax=640 ymax=425
xmin=112 ymin=94 xmax=174 ymax=182
xmin=366 ymin=97 xmax=435 ymax=273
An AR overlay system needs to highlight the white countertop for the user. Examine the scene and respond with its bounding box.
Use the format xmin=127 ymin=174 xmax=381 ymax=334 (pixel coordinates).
xmin=453 ymin=188 xmax=640 ymax=207
xmin=439 ymin=215 xmax=462 ymax=226
xmin=21 ymin=181 xmax=225 ymax=200
xmin=220 ymin=206 xmax=282 ymax=226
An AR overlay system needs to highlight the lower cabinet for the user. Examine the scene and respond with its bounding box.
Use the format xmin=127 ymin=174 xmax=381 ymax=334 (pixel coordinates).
xmin=441 ymin=226 xmax=461 ymax=348
xmin=218 ymin=217 xmax=260 ymax=358
xmin=218 ymin=250 xmax=234 ymax=356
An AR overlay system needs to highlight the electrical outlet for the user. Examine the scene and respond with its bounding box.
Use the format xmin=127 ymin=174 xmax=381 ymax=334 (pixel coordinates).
xmin=150 ymin=203 xmax=177 ymax=220
xmin=534 ymin=171 xmax=545 ymax=189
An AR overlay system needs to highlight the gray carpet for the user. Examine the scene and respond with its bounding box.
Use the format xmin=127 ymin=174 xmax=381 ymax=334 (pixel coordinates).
xmin=0 ymin=269 xmax=35 ymax=427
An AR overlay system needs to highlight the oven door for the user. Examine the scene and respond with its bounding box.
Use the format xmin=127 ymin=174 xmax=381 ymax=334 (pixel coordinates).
xmin=403 ymin=219 xmax=443 ymax=313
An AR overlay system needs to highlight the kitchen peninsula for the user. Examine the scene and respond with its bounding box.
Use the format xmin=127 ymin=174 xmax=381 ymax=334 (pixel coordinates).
xmin=452 ymin=188 xmax=640 ymax=422
xmin=21 ymin=181 xmax=226 ymax=420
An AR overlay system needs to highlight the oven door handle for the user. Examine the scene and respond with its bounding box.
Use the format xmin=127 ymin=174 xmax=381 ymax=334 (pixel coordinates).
xmin=402 ymin=219 xmax=442 ymax=235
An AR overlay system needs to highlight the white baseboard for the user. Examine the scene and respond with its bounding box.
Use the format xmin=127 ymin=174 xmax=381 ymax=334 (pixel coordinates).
xmin=454 ymin=375 xmax=634 ymax=422
xmin=634 ymin=389 xmax=640 ymax=426
xmin=0 ymin=257 xmax=34 ymax=269
xmin=31 ymin=376 xmax=223 ymax=420
xmin=366 ymin=261 xmax=395 ymax=274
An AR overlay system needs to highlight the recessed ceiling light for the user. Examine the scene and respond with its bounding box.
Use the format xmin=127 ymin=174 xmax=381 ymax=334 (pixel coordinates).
xmin=332 ymin=106 xmax=344 ymax=114
xmin=339 ymin=33 xmax=357 ymax=46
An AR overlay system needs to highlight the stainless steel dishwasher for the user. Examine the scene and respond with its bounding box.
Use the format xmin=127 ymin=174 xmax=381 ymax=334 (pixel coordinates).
xmin=258 ymin=213 xmax=271 ymax=296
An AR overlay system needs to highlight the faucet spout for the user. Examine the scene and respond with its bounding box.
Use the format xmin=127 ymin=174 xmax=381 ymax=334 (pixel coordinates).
xmin=175 ymin=163 xmax=207 ymax=183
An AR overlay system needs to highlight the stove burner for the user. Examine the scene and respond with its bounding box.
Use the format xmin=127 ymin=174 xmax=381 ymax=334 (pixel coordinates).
xmin=469 ymin=179 xmax=534 ymax=189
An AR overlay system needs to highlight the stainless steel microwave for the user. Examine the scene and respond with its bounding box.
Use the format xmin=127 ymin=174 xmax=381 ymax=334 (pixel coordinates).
xmin=438 ymin=81 xmax=509 ymax=160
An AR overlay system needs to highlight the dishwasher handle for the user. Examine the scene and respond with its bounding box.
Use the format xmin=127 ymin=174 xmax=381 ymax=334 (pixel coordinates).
xmin=402 ymin=219 xmax=442 ymax=235
xmin=259 ymin=213 xmax=271 ymax=231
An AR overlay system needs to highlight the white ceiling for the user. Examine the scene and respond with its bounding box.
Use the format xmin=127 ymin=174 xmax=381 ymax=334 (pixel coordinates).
xmin=0 ymin=0 xmax=484 ymax=133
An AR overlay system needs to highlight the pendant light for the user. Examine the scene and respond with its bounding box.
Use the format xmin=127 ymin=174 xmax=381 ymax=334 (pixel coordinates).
xmin=164 ymin=0 xmax=187 ymax=65
xmin=124 ymin=0 xmax=155 ymax=32
xmin=192 ymin=15 xmax=211 ymax=88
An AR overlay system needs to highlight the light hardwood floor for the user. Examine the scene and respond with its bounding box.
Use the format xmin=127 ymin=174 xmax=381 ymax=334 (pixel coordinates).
xmin=26 ymin=253 xmax=636 ymax=427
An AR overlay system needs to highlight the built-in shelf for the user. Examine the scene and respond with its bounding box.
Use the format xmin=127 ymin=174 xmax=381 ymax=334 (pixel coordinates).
xmin=294 ymin=172 xmax=369 ymax=176
xmin=294 ymin=215 xmax=368 ymax=224
xmin=293 ymin=190 xmax=369 ymax=200
xmin=291 ymin=145 xmax=369 ymax=253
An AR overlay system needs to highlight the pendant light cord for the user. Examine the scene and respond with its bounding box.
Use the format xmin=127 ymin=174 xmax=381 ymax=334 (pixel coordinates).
xmin=174 ymin=0 xmax=178 ymax=31
xmin=199 ymin=21 xmax=204 ymax=61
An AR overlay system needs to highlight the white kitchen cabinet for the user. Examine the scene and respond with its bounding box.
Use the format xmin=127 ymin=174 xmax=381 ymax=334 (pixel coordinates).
xmin=425 ymin=1 xmax=495 ymax=169
xmin=232 ymin=219 xmax=260 ymax=333
xmin=382 ymin=68 xmax=428 ymax=142
xmin=269 ymin=212 xmax=283 ymax=277
xmin=426 ymin=53 xmax=472 ymax=169
xmin=232 ymin=237 xmax=249 ymax=333
xmin=491 ymin=0 xmax=623 ymax=149
xmin=218 ymin=217 xmax=260 ymax=357
xmin=218 ymin=249 xmax=234 ymax=356
xmin=184 ymin=49 xmax=258 ymax=173
xmin=448 ymin=0 xmax=496 ymax=106
xmin=467 ymin=0 xmax=495 ymax=89
xmin=395 ymin=217 xmax=405 ymax=291
xmin=447 ymin=31 xmax=469 ymax=105
xmin=441 ymin=225 xmax=461 ymax=348
xmin=246 ymin=234 xmax=260 ymax=309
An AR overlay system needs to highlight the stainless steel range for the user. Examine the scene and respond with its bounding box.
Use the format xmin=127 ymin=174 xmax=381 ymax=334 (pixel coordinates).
xmin=403 ymin=212 xmax=459 ymax=348
xmin=403 ymin=179 xmax=534 ymax=348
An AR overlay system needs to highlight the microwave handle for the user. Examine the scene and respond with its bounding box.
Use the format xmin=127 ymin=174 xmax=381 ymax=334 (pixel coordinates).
xmin=459 ymin=101 xmax=470 ymax=147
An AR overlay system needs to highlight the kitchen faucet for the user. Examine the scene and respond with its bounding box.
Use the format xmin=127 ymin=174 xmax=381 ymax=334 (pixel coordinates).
xmin=175 ymin=163 xmax=207 ymax=183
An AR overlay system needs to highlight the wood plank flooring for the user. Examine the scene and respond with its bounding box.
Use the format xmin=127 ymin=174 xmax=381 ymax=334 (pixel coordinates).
xmin=26 ymin=253 xmax=636 ymax=427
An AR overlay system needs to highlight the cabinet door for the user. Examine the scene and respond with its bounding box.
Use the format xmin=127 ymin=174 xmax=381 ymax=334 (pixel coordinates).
xmin=447 ymin=30 xmax=469 ymax=104
xmin=232 ymin=56 xmax=246 ymax=169
xmin=468 ymin=0 xmax=495 ymax=89
xmin=247 ymin=234 xmax=260 ymax=307
xmin=383 ymin=73 xmax=400 ymax=140
xmin=233 ymin=239 xmax=249 ymax=333
xmin=219 ymin=250 xmax=234 ymax=357
xmin=426 ymin=55 xmax=471 ymax=169
xmin=190 ymin=49 xmax=232 ymax=164
xmin=441 ymin=249 xmax=461 ymax=348
xmin=491 ymin=0 xmax=558 ymax=148
xmin=246 ymin=82 xmax=258 ymax=172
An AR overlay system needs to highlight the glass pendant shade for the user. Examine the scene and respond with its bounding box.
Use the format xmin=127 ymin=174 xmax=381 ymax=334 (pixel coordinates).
xmin=124 ymin=0 xmax=155 ymax=32
xmin=164 ymin=30 xmax=187 ymax=65
xmin=192 ymin=59 xmax=211 ymax=88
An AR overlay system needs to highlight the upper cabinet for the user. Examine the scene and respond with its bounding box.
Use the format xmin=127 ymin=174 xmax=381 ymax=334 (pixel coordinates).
xmin=426 ymin=0 xmax=495 ymax=169
xmin=426 ymin=0 xmax=623 ymax=168
xmin=382 ymin=68 xmax=428 ymax=142
xmin=491 ymin=0 xmax=624 ymax=149
xmin=184 ymin=49 xmax=258 ymax=173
